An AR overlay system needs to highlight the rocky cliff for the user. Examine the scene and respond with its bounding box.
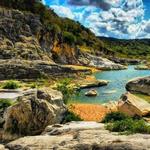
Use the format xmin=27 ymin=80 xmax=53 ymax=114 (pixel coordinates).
xmin=0 ymin=6 xmax=126 ymax=74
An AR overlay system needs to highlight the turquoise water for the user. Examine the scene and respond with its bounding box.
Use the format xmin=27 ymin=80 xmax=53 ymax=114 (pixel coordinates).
xmin=74 ymin=66 xmax=150 ymax=104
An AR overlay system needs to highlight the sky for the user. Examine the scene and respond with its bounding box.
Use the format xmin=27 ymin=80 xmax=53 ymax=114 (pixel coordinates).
xmin=43 ymin=0 xmax=150 ymax=39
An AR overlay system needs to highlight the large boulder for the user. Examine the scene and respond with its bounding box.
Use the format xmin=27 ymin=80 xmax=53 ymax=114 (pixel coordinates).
xmin=3 ymin=88 xmax=66 ymax=136
xmin=126 ymin=76 xmax=150 ymax=95
xmin=118 ymin=92 xmax=150 ymax=117
xmin=5 ymin=121 xmax=150 ymax=150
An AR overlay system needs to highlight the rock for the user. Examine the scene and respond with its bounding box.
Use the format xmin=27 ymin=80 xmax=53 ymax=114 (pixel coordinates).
xmin=5 ymin=121 xmax=150 ymax=150
xmin=135 ymin=65 xmax=150 ymax=70
xmin=118 ymin=92 xmax=150 ymax=117
xmin=126 ymin=76 xmax=150 ymax=96
xmin=76 ymin=76 xmax=108 ymax=89
xmin=3 ymin=88 xmax=66 ymax=136
xmin=103 ymin=101 xmax=119 ymax=112
xmin=0 ymin=59 xmax=92 ymax=80
xmin=0 ymin=144 xmax=6 ymax=150
xmin=85 ymin=89 xmax=98 ymax=97
xmin=110 ymin=57 xmax=141 ymax=65
xmin=43 ymin=121 xmax=104 ymax=135
xmin=79 ymin=52 xmax=127 ymax=70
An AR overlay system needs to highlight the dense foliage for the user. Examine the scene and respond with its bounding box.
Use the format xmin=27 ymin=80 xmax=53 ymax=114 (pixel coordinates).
xmin=104 ymin=112 xmax=150 ymax=134
xmin=3 ymin=80 xmax=20 ymax=89
xmin=99 ymin=37 xmax=150 ymax=60
xmin=102 ymin=112 xmax=129 ymax=123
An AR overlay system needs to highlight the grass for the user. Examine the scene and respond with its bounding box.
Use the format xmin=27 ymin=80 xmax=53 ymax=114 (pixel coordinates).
xmin=2 ymin=80 xmax=20 ymax=89
xmin=104 ymin=112 xmax=150 ymax=134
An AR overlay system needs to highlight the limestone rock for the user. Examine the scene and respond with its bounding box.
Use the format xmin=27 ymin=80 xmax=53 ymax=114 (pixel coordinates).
xmin=85 ymin=89 xmax=98 ymax=97
xmin=77 ymin=76 xmax=108 ymax=89
xmin=5 ymin=121 xmax=150 ymax=150
xmin=0 ymin=59 xmax=91 ymax=80
xmin=118 ymin=92 xmax=150 ymax=117
xmin=126 ymin=76 xmax=150 ymax=95
xmin=0 ymin=144 xmax=7 ymax=150
xmin=79 ymin=53 xmax=127 ymax=70
xmin=3 ymin=88 xmax=66 ymax=136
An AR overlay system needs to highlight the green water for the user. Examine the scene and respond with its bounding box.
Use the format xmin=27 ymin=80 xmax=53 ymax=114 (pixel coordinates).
xmin=75 ymin=66 xmax=150 ymax=104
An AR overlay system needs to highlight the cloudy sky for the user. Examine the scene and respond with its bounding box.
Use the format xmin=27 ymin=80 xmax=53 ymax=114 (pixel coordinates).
xmin=43 ymin=0 xmax=150 ymax=39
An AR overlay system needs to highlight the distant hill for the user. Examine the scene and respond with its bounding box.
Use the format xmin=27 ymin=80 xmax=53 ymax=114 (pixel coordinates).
xmin=99 ymin=37 xmax=150 ymax=60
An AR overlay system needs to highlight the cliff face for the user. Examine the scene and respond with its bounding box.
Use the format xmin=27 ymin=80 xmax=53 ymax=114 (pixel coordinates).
xmin=0 ymin=7 xmax=79 ymax=64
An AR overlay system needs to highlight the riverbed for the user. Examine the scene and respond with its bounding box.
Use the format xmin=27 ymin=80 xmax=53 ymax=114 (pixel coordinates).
xmin=74 ymin=66 xmax=150 ymax=104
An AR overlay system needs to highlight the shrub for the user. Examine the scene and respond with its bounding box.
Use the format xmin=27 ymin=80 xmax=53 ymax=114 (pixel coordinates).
xmin=102 ymin=112 xmax=129 ymax=123
xmin=3 ymin=80 xmax=20 ymax=89
xmin=63 ymin=31 xmax=76 ymax=45
xmin=0 ymin=99 xmax=13 ymax=110
xmin=63 ymin=111 xmax=83 ymax=123
xmin=57 ymin=79 xmax=75 ymax=104
xmin=106 ymin=118 xmax=150 ymax=134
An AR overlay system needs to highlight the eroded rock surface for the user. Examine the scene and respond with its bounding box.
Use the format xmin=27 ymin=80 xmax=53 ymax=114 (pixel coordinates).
xmin=126 ymin=76 xmax=150 ymax=95
xmin=79 ymin=53 xmax=127 ymax=70
xmin=3 ymin=88 xmax=66 ymax=136
xmin=118 ymin=92 xmax=150 ymax=117
xmin=0 ymin=59 xmax=91 ymax=80
xmin=5 ymin=121 xmax=150 ymax=150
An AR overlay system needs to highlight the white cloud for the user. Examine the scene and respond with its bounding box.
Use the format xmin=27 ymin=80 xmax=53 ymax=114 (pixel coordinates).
xmin=49 ymin=0 xmax=150 ymax=39
xmin=50 ymin=5 xmax=75 ymax=19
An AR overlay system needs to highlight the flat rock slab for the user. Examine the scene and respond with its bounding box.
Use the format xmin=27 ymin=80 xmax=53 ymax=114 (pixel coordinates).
xmin=0 ymin=89 xmax=36 ymax=100
xmin=5 ymin=121 xmax=150 ymax=150
xmin=0 ymin=90 xmax=23 ymax=100
xmin=43 ymin=121 xmax=105 ymax=135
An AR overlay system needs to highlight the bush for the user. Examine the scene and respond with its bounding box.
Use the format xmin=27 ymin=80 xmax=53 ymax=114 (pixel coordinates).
xmin=57 ymin=79 xmax=75 ymax=104
xmin=63 ymin=32 xmax=76 ymax=45
xmin=102 ymin=112 xmax=129 ymax=123
xmin=3 ymin=80 xmax=20 ymax=89
xmin=106 ymin=118 xmax=150 ymax=134
xmin=63 ymin=111 xmax=83 ymax=123
xmin=0 ymin=99 xmax=13 ymax=110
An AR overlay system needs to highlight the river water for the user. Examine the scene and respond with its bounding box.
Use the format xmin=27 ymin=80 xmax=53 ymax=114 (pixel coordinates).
xmin=74 ymin=66 xmax=150 ymax=104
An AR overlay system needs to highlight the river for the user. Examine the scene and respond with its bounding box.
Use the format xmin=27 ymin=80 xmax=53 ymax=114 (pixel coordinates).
xmin=74 ymin=66 xmax=150 ymax=104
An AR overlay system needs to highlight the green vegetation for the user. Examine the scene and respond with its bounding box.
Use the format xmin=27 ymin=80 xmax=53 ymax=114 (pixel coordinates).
xmin=102 ymin=112 xmax=129 ymax=123
xmin=56 ymin=79 xmax=76 ymax=104
xmin=63 ymin=111 xmax=83 ymax=123
xmin=2 ymin=80 xmax=20 ymax=89
xmin=104 ymin=112 xmax=150 ymax=134
xmin=99 ymin=37 xmax=150 ymax=60
xmin=106 ymin=118 xmax=150 ymax=134
xmin=0 ymin=99 xmax=13 ymax=109
xmin=63 ymin=31 xmax=76 ymax=45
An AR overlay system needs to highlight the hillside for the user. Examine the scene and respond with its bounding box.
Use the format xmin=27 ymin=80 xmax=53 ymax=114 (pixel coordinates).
xmin=0 ymin=0 xmax=115 ymax=65
xmin=99 ymin=37 xmax=150 ymax=60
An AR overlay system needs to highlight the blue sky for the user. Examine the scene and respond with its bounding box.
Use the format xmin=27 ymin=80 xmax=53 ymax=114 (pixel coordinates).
xmin=43 ymin=0 xmax=150 ymax=39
